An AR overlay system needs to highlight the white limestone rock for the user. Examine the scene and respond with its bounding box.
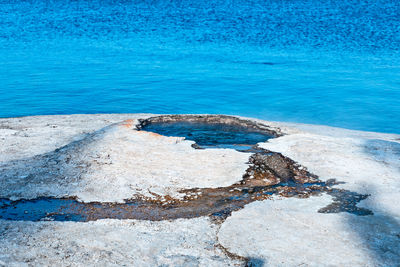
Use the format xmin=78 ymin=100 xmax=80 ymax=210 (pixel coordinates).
xmin=0 ymin=218 xmax=243 ymax=266
xmin=218 ymin=195 xmax=400 ymax=267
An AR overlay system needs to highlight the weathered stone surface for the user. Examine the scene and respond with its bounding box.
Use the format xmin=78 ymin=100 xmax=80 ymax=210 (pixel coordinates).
xmin=0 ymin=218 xmax=243 ymax=266
xmin=0 ymin=114 xmax=399 ymax=266
xmin=218 ymin=195 xmax=400 ymax=267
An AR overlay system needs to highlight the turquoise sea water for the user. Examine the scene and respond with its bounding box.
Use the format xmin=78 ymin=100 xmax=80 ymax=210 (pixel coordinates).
xmin=0 ymin=0 xmax=399 ymax=133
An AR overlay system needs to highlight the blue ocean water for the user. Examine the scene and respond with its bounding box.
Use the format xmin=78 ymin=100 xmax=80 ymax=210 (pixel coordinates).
xmin=0 ymin=0 xmax=399 ymax=133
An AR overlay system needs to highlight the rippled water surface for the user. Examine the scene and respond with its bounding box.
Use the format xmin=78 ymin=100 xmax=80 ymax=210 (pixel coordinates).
xmin=1 ymin=0 xmax=399 ymax=133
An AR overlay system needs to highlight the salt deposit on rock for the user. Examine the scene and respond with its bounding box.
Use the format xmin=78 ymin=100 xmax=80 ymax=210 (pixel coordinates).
xmin=218 ymin=195 xmax=400 ymax=267
xmin=0 ymin=218 xmax=243 ymax=266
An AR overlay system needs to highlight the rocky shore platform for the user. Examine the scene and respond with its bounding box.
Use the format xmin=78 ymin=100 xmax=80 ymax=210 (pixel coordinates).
xmin=0 ymin=114 xmax=399 ymax=266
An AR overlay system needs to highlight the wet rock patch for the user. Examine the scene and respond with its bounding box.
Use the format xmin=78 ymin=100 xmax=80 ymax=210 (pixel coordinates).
xmin=319 ymin=189 xmax=373 ymax=216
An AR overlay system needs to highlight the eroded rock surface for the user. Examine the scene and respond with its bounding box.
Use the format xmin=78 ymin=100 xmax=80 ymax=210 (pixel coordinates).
xmin=0 ymin=218 xmax=244 ymax=266
xmin=218 ymin=196 xmax=400 ymax=267
xmin=0 ymin=114 xmax=399 ymax=266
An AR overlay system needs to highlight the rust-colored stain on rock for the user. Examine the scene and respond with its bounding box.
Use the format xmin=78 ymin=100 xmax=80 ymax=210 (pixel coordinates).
xmin=121 ymin=119 xmax=135 ymax=128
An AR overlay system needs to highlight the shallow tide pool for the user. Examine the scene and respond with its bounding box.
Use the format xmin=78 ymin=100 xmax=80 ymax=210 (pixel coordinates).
xmin=0 ymin=0 xmax=399 ymax=133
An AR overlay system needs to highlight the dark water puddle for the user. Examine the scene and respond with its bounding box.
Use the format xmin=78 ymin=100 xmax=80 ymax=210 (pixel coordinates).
xmin=143 ymin=122 xmax=272 ymax=150
xmin=138 ymin=115 xmax=278 ymax=150
xmin=0 ymin=198 xmax=85 ymax=222
xmin=0 ymin=115 xmax=373 ymax=222
xmin=141 ymin=121 xmax=272 ymax=149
